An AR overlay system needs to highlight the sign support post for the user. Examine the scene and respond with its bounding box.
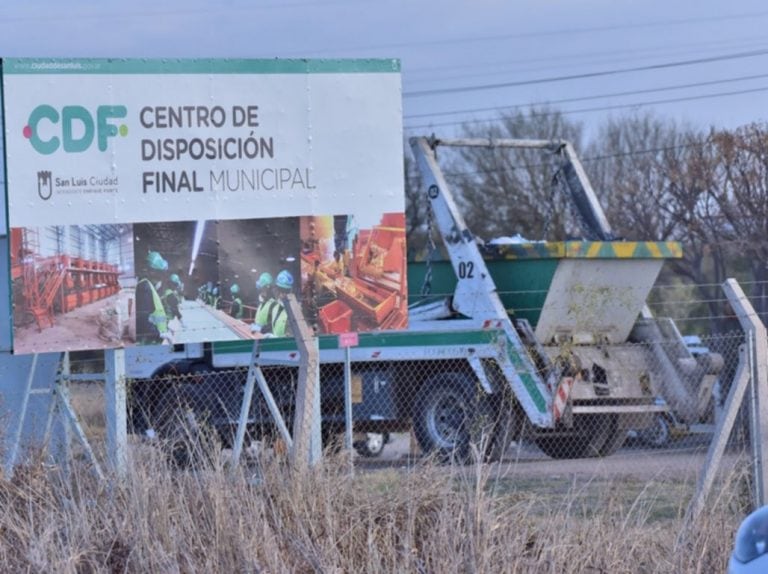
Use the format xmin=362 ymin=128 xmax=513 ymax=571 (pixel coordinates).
xmin=53 ymin=352 xmax=72 ymax=477
xmin=340 ymin=331 xmax=359 ymax=475
xmin=105 ymin=348 xmax=127 ymax=478
xmin=4 ymin=353 xmax=38 ymax=477
xmin=285 ymin=294 xmax=321 ymax=470
xmin=310 ymin=336 xmax=322 ymax=466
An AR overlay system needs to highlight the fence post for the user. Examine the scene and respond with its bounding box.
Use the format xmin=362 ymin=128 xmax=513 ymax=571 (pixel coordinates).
xmin=105 ymin=348 xmax=128 ymax=478
xmin=284 ymin=294 xmax=321 ymax=469
xmin=344 ymin=344 xmax=354 ymax=475
xmin=723 ymin=279 xmax=768 ymax=506
xmin=4 ymin=353 xmax=38 ymax=477
xmin=686 ymin=279 xmax=768 ymax=525
xmin=724 ymin=279 xmax=768 ymax=506
xmin=231 ymin=342 xmax=259 ymax=467
xmin=751 ymin=322 xmax=768 ymax=506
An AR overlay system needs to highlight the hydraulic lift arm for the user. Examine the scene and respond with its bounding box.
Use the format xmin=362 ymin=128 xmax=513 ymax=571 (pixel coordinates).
xmin=553 ymin=140 xmax=615 ymax=241
xmin=410 ymin=136 xmax=555 ymax=428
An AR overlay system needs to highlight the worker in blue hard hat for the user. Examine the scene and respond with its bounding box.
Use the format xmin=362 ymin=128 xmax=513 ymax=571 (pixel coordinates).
xmin=203 ymin=281 xmax=219 ymax=309
xmin=269 ymin=269 xmax=294 ymax=338
xmin=210 ymin=284 xmax=221 ymax=309
xmin=251 ymin=272 xmax=276 ymax=335
xmin=136 ymin=250 xmax=172 ymax=344
xmin=229 ymin=283 xmax=244 ymax=319
xmin=169 ymin=273 xmax=184 ymax=298
xmin=256 ymin=272 xmax=273 ymax=291
xmin=197 ymin=280 xmax=210 ymax=302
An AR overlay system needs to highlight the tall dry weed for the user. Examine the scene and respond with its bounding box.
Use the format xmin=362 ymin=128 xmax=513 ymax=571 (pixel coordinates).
xmin=0 ymin=443 xmax=746 ymax=573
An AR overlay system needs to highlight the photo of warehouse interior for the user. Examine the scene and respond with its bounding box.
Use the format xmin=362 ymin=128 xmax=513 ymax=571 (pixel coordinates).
xmin=300 ymin=212 xmax=408 ymax=334
xmin=10 ymin=224 xmax=135 ymax=353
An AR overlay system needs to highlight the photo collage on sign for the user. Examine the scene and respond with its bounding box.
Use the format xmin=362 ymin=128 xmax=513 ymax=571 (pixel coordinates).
xmin=10 ymin=212 xmax=407 ymax=353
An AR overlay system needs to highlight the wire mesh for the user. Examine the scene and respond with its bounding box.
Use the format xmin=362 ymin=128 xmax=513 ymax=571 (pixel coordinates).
xmin=51 ymin=328 xmax=749 ymax=469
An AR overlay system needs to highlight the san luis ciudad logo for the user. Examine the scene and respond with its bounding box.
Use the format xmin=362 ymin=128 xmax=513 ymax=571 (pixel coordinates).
xmin=23 ymin=105 xmax=128 ymax=200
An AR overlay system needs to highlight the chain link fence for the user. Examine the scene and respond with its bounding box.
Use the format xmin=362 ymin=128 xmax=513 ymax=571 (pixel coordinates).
xmin=60 ymin=328 xmax=747 ymax=472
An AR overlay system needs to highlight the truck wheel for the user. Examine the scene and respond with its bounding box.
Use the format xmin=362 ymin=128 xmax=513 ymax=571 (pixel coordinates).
xmin=413 ymin=373 xmax=506 ymax=463
xmin=638 ymin=414 xmax=671 ymax=448
xmin=534 ymin=414 xmax=621 ymax=459
xmin=216 ymin=424 xmax=259 ymax=451
xmin=414 ymin=374 xmax=472 ymax=462
xmin=596 ymin=415 xmax=626 ymax=456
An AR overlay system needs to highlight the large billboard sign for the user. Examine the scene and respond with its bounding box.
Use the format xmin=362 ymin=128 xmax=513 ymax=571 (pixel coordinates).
xmin=2 ymin=58 xmax=407 ymax=354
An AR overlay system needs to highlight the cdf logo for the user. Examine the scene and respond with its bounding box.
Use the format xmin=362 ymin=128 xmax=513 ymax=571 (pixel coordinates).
xmin=23 ymin=105 xmax=128 ymax=155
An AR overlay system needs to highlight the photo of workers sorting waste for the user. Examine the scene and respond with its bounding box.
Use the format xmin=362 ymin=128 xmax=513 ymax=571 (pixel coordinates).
xmin=217 ymin=218 xmax=301 ymax=339
xmin=132 ymin=218 xmax=300 ymax=345
xmin=10 ymin=224 xmax=137 ymax=353
xmin=300 ymin=212 xmax=408 ymax=334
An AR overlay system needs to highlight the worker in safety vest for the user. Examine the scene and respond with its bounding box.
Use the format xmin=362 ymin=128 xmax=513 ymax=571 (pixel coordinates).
xmin=161 ymin=273 xmax=184 ymax=326
xmin=198 ymin=281 xmax=212 ymax=302
xmin=210 ymin=285 xmax=221 ymax=309
xmin=229 ymin=283 xmax=244 ymax=319
xmin=251 ymin=272 xmax=276 ymax=335
xmin=136 ymin=250 xmax=172 ymax=344
xmin=170 ymin=273 xmax=184 ymax=299
xmin=268 ymin=269 xmax=294 ymax=338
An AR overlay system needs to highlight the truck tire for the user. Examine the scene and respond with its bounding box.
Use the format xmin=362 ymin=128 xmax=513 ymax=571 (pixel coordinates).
xmin=596 ymin=415 xmax=626 ymax=456
xmin=638 ymin=414 xmax=671 ymax=448
xmin=413 ymin=374 xmax=473 ymax=462
xmin=534 ymin=414 xmax=623 ymax=459
xmin=413 ymin=373 xmax=509 ymax=463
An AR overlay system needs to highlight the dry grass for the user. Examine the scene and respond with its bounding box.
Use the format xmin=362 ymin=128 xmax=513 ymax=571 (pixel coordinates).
xmin=0 ymin=439 xmax=748 ymax=573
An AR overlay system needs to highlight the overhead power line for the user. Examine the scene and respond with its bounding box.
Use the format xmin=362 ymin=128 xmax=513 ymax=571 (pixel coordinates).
xmin=299 ymin=10 xmax=768 ymax=55
xmin=405 ymin=73 xmax=768 ymax=120
xmin=403 ymin=48 xmax=768 ymax=98
xmin=404 ymin=85 xmax=768 ymax=131
xmin=407 ymin=40 xmax=768 ymax=87
xmin=438 ymin=141 xmax=710 ymax=179
xmin=405 ymin=34 xmax=768 ymax=77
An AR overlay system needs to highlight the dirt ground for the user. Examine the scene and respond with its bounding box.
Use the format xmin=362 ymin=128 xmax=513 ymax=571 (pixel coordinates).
xmin=357 ymin=432 xmax=734 ymax=483
xmin=13 ymin=291 xmax=132 ymax=353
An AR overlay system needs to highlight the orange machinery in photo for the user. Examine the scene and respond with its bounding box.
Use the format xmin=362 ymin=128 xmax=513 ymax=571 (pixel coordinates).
xmin=301 ymin=213 xmax=408 ymax=334
xmin=11 ymin=227 xmax=120 ymax=332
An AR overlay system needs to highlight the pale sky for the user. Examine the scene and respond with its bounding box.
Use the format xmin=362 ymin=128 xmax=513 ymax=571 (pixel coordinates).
xmin=1 ymin=0 xmax=767 ymax=139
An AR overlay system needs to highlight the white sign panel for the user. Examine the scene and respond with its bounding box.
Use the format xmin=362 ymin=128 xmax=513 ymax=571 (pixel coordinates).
xmin=3 ymin=59 xmax=408 ymax=354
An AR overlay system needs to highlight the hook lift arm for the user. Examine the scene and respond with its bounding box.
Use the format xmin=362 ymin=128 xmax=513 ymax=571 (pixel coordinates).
xmin=409 ymin=136 xmax=558 ymax=428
